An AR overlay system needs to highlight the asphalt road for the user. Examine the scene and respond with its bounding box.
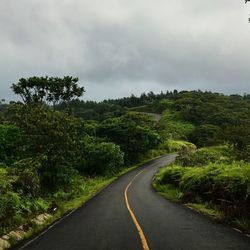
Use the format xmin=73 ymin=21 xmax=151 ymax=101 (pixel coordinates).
xmin=16 ymin=155 xmax=250 ymax=250
xmin=141 ymin=113 xmax=161 ymax=122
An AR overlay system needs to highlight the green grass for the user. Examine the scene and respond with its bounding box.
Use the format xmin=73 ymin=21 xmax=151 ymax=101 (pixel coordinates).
xmin=186 ymin=203 xmax=223 ymax=220
xmin=153 ymin=183 xmax=182 ymax=202
xmin=234 ymin=218 xmax=250 ymax=233
xmin=160 ymin=139 xmax=196 ymax=153
xmin=159 ymin=110 xmax=195 ymax=140
xmin=153 ymin=161 xmax=250 ymax=234
xmin=153 ymin=178 xmax=223 ymax=220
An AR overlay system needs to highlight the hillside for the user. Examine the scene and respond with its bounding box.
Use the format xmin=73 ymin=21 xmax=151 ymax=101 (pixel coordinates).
xmin=0 ymin=80 xmax=250 ymax=247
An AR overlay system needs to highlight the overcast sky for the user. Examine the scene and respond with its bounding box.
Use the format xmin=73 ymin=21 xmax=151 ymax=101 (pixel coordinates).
xmin=1 ymin=0 xmax=250 ymax=101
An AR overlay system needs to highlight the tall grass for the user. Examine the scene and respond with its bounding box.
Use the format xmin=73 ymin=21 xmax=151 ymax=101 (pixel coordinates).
xmin=154 ymin=161 xmax=250 ymax=231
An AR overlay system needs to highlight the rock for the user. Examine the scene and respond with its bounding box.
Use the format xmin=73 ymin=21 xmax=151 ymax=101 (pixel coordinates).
xmin=8 ymin=230 xmax=24 ymax=241
xmin=1 ymin=236 xmax=9 ymax=241
xmin=33 ymin=213 xmax=52 ymax=225
xmin=0 ymin=238 xmax=10 ymax=249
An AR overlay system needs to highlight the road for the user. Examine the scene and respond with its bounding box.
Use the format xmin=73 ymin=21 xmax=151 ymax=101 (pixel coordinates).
xmin=141 ymin=112 xmax=161 ymax=122
xmin=16 ymin=155 xmax=250 ymax=250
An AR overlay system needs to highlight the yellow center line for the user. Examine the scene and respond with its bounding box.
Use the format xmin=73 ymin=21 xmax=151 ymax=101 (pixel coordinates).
xmin=124 ymin=169 xmax=150 ymax=250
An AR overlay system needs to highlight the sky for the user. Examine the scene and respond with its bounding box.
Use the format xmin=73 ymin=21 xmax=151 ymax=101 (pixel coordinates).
xmin=0 ymin=0 xmax=250 ymax=102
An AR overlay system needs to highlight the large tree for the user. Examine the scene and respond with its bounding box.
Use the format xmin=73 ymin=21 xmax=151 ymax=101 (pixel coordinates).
xmin=11 ymin=76 xmax=84 ymax=107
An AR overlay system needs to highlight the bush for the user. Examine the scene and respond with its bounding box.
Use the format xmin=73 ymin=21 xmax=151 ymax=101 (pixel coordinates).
xmin=157 ymin=162 xmax=250 ymax=208
xmin=8 ymin=104 xmax=85 ymax=190
xmin=0 ymin=192 xmax=50 ymax=235
xmin=180 ymin=165 xmax=221 ymax=196
xmin=0 ymin=167 xmax=13 ymax=195
xmin=0 ymin=125 xmax=23 ymax=165
xmin=188 ymin=124 xmax=221 ymax=147
xmin=0 ymin=192 xmax=22 ymax=230
xmin=212 ymin=163 xmax=250 ymax=204
xmin=160 ymin=139 xmax=196 ymax=154
xmin=98 ymin=112 xmax=160 ymax=164
xmin=81 ymin=141 xmax=124 ymax=175
xmin=11 ymin=158 xmax=41 ymax=196
xmin=155 ymin=165 xmax=188 ymax=186
xmin=159 ymin=111 xmax=195 ymax=140
xmin=0 ymin=166 xmax=50 ymax=235
xmin=177 ymin=146 xmax=234 ymax=167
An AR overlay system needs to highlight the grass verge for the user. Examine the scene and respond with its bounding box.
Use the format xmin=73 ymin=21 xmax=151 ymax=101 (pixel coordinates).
xmin=153 ymin=177 xmax=250 ymax=235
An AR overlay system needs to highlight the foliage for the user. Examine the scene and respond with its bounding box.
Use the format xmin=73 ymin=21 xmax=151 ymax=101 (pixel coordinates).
xmin=155 ymin=165 xmax=188 ymax=186
xmin=156 ymin=162 xmax=250 ymax=219
xmin=177 ymin=146 xmax=234 ymax=167
xmin=8 ymin=104 xmax=84 ymax=189
xmin=98 ymin=112 xmax=160 ymax=163
xmin=2 ymin=83 xmax=250 ymax=237
xmin=0 ymin=167 xmax=49 ymax=235
xmin=130 ymin=99 xmax=174 ymax=114
xmin=10 ymin=158 xmax=41 ymax=196
xmin=80 ymin=141 xmax=124 ymax=175
xmin=159 ymin=111 xmax=195 ymax=140
xmin=188 ymin=124 xmax=221 ymax=148
xmin=223 ymin=121 xmax=250 ymax=162
xmin=160 ymin=139 xmax=196 ymax=154
xmin=152 ymin=182 xmax=182 ymax=202
xmin=105 ymin=91 xmax=178 ymax=108
xmin=0 ymin=125 xmax=23 ymax=165
xmin=57 ymin=100 xmax=125 ymax=121
xmin=11 ymin=76 xmax=84 ymax=106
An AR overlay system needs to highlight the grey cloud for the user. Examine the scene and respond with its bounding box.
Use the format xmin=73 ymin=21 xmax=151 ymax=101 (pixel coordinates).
xmin=0 ymin=0 xmax=250 ymax=102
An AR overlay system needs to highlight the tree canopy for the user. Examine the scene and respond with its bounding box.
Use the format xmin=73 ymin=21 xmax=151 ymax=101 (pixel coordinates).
xmin=11 ymin=76 xmax=84 ymax=106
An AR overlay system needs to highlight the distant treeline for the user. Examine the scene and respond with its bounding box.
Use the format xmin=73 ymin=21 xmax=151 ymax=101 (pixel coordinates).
xmin=55 ymin=90 xmax=250 ymax=162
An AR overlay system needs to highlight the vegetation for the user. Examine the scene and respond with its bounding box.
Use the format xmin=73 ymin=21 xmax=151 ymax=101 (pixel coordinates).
xmin=176 ymin=146 xmax=234 ymax=167
xmin=1 ymin=79 xmax=250 ymax=237
xmin=154 ymin=146 xmax=250 ymax=232
xmin=0 ymin=77 xmax=162 ymax=237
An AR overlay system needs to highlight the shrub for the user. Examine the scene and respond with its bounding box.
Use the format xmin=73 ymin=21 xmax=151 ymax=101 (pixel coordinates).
xmin=11 ymin=158 xmax=41 ymax=196
xmin=0 ymin=192 xmax=22 ymax=232
xmin=177 ymin=146 xmax=234 ymax=167
xmin=98 ymin=112 xmax=160 ymax=164
xmin=0 ymin=125 xmax=23 ymax=165
xmin=155 ymin=165 xmax=188 ymax=186
xmin=188 ymin=124 xmax=221 ymax=147
xmin=0 ymin=167 xmax=13 ymax=195
xmin=160 ymin=139 xmax=196 ymax=154
xmin=157 ymin=162 xmax=250 ymax=218
xmin=180 ymin=165 xmax=221 ymax=196
xmin=159 ymin=111 xmax=195 ymax=140
xmin=81 ymin=141 xmax=124 ymax=175
xmin=212 ymin=163 xmax=250 ymax=204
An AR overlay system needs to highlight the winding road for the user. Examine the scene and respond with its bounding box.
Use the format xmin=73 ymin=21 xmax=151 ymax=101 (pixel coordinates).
xmin=16 ymin=155 xmax=250 ymax=250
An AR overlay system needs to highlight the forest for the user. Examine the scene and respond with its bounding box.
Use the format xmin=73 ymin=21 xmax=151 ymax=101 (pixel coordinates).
xmin=0 ymin=76 xmax=250 ymax=239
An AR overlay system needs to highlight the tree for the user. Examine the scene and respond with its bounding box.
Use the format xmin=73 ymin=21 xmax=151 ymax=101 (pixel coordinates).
xmin=8 ymin=103 xmax=84 ymax=189
xmin=11 ymin=76 xmax=85 ymax=107
xmin=224 ymin=121 xmax=250 ymax=161
xmin=0 ymin=125 xmax=23 ymax=165
xmin=80 ymin=141 xmax=124 ymax=175
xmin=188 ymin=124 xmax=221 ymax=148
xmin=98 ymin=112 xmax=160 ymax=163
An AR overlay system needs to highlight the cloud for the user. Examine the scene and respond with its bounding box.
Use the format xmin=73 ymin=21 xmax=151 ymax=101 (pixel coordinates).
xmin=0 ymin=0 xmax=250 ymax=101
